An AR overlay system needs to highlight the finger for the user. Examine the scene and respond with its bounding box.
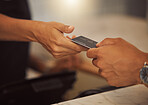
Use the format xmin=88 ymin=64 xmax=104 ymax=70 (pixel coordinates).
xmin=53 ymin=30 xmax=82 ymax=52
xmin=66 ymin=35 xmax=76 ymax=39
xmin=66 ymin=36 xmax=71 ymax=39
xmin=66 ymin=35 xmax=77 ymax=40
xmin=96 ymin=38 xmax=116 ymax=47
xmin=92 ymin=58 xmax=99 ymax=68
xmin=43 ymin=38 xmax=80 ymax=58
xmin=49 ymin=45 xmax=80 ymax=58
xmin=62 ymin=36 xmax=87 ymax=52
xmin=71 ymin=35 xmax=88 ymax=51
xmin=72 ymin=35 xmax=76 ymax=39
xmin=87 ymin=48 xmax=100 ymax=58
xmin=42 ymin=44 xmax=68 ymax=59
xmin=56 ymin=31 xmax=87 ymax=53
xmin=64 ymin=35 xmax=88 ymax=51
xmin=52 ymin=22 xmax=75 ymax=33
xmin=92 ymin=58 xmax=108 ymax=70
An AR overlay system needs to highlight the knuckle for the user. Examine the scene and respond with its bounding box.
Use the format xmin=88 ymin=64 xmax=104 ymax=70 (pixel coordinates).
xmin=52 ymin=53 xmax=60 ymax=58
xmin=96 ymin=48 xmax=103 ymax=55
xmin=50 ymin=21 xmax=56 ymax=25
xmin=51 ymin=28 xmax=57 ymax=34
xmin=63 ymin=25 xmax=69 ymax=32
xmin=51 ymin=46 xmax=60 ymax=53
xmin=75 ymin=47 xmax=81 ymax=52
xmin=104 ymin=38 xmax=110 ymax=41
xmin=96 ymin=50 xmax=101 ymax=56
xmin=55 ymin=40 xmax=62 ymax=46
xmin=99 ymin=40 xmax=105 ymax=45
xmin=95 ymin=48 xmax=100 ymax=53
xmin=97 ymin=61 xmax=104 ymax=68
xmin=102 ymin=38 xmax=112 ymax=43
xmin=52 ymin=52 xmax=59 ymax=56
xmin=100 ymin=72 xmax=106 ymax=77
xmin=54 ymin=56 xmax=59 ymax=59
xmin=86 ymin=50 xmax=91 ymax=58
xmin=54 ymin=56 xmax=60 ymax=59
xmin=50 ymin=28 xmax=56 ymax=35
xmin=116 ymin=37 xmax=123 ymax=41
xmin=94 ymin=58 xmax=104 ymax=68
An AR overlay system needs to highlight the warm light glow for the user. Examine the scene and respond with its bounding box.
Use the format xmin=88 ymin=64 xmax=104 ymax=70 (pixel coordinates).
xmin=44 ymin=0 xmax=96 ymax=20
xmin=66 ymin=0 xmax=79 ymax=5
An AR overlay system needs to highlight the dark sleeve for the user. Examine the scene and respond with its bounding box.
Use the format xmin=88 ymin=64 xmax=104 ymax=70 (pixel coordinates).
xmin=0 ymin=0 xmax=31 ymax=86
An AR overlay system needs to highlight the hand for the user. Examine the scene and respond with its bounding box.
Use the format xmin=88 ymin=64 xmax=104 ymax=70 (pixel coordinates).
xmin=0 ymin=14 xmax=86 ymax=58
xmin=57 ymin=54 xmax=82 ymax=70
xmin=32 ymin=21 xmax=86 ymax=58
xmin=54 ymin=54 xmax=82 ymax=71
xmin=87 ymin=38 xmax=148 ymax=87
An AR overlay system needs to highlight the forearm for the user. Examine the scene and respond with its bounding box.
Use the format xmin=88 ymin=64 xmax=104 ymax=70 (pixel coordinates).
xmin=28 ymin=54 xmax=46 ymax=73
xmin=0 ymin=14 xmax=36 ymax=41
xmin=78 ymin=61 xmax=99 ymax=75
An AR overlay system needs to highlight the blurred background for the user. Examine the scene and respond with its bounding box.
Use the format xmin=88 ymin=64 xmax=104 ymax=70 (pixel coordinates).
xmin=26 ymin=0 xmax=148 ymax=100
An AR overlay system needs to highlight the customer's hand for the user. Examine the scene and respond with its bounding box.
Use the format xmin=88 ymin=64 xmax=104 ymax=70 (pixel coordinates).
xmin=32 ymin=21 xmax=85 ymax=58
xmin=87 ymin=38 xmax=148 ymax=87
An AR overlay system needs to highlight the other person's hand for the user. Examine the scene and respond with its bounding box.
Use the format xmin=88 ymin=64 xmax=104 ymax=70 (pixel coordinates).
xmin=87 ymin=38 xmax=148 ymax=87
xmin=50 ymin=54 xmax=82 ymax=73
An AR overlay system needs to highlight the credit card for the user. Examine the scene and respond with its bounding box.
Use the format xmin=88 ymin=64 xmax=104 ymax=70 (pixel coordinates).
xmin=71 ymin=36 xmax=98 ymax=48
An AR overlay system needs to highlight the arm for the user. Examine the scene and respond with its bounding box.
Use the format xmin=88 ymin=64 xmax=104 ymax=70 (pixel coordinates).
xmin=0 ymin=14 xmax=35 ymax=41
xmin=28 ymin=54 xmax=47 ymax=73
xmin=51 ymin=54 xmax=99 ymax=75
xmin=0 ymin=14 xmax=86 ymax=58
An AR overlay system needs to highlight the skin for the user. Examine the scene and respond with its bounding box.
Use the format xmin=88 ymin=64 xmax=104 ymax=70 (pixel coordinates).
xmin=87 ymin=38 xmax=148 ymax=87
xmin=0 ymin=14 xmax=86 ymax=58
xmin=28 ymin=53 xmax=99 ymax=76
xmin=52 ymin=54 xmax=99 ymax=75
xmin=28 ymin=54 xmax=81 ymax=73
xmin=50 ymin=54 xmax=82 ymax=73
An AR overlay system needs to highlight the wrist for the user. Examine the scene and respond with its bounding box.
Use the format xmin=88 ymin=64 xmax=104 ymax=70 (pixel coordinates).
xmin=28 ymin=20 xmax=49 ymax=43
xmin=14 ymin=19 xmax=38 ymax=42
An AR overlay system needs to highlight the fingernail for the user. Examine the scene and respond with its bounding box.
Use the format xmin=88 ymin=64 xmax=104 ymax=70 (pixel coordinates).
xmin=68 ymin=26 xmax=74 ymax=30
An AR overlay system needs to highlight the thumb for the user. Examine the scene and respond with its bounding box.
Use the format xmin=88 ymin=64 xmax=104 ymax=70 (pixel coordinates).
xmin=60 ymin=25 xmax=74 ymax=33
xmin=53 ymin=22 xmax=75 ymax=33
